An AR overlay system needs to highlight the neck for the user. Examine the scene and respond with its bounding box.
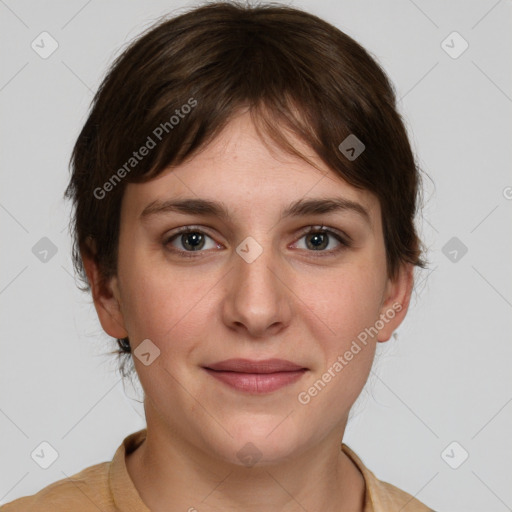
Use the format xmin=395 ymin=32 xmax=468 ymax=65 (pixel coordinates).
xmin=126 ymin=415 xmax=365 ymax=512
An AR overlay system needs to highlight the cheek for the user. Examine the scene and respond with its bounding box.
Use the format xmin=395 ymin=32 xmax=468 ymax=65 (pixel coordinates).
xmin=116 ymin=244 xmax=208 ymax=347
xmin=313 ymin=265 xmax=385 ymax=343
xmin=295 ymin=269 xmax=381 ymax=416
xmin=303 ymin=260 xmax=384 ymax=389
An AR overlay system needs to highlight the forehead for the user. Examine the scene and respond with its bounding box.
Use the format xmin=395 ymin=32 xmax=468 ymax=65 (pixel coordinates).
xmin=121 ymin=111 xmax=380 ymax=227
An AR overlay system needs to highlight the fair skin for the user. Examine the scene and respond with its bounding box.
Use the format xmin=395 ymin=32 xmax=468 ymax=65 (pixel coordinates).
xmin=84 ymin=111 xmax=413 ymax=512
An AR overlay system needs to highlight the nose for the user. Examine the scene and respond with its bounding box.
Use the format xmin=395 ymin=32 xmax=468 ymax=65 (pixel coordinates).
xmin=221 ymin=238 xmax=293 ymax=338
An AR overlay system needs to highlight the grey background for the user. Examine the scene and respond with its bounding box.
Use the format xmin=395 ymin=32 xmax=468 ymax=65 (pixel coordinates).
xmin=1 ymin=0 xmax=511 ymax=510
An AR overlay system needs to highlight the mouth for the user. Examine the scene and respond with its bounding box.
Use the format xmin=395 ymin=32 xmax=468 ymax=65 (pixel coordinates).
xmin=202 ymin=358 xmax=308 ymax=394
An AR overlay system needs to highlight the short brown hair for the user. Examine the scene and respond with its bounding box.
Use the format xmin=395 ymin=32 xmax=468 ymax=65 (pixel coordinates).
xmin=65 ymin=1 xmax=427 ymax=370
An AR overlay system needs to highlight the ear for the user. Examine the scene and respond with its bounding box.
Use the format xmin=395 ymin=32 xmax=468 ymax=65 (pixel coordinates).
xmin=82 ymin=243 xmax=128 ymax=340
xmin=376 ymin=263 xmax=414 ymax=343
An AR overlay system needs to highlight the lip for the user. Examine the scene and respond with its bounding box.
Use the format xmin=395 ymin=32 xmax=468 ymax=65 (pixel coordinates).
xmin=204 ymin=358 xmax=306 ymax=373
xmin=202 ymin=358 xmax=308 ymax=394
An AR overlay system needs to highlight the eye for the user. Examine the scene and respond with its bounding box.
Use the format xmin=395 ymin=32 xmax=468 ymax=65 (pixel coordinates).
xmin=163 ymin=225 xmax=351 ymax=258
xmin=164 ymin=227 xmax=221 ymax=256
xmin=293 ymin=226 xmax=351 ymax=255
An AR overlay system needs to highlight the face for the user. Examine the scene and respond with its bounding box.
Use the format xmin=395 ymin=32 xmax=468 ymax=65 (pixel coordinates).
xmin=88 ymin=111 xmax=412 ymax=466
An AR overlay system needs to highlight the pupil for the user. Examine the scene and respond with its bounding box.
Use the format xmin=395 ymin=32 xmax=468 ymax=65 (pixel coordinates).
xmin=308 ymin=233 xmax=327 ymax=250
xmin=183 ymin=232 xmax=204 ymax=251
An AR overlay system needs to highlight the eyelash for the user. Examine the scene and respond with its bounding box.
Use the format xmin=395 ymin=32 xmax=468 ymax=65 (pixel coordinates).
xmin=163 ymin=225 xmax=352 ymax=259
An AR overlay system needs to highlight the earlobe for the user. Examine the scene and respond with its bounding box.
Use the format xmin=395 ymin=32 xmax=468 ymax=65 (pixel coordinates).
xmin=376 ymin=263 xmax=414 ymax=343
xmin=82 ymin=250 xmax=128 ymax=340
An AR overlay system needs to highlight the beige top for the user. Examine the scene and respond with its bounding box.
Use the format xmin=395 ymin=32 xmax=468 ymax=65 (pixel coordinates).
xmin=1 ymin=429 xmax=435 ymax=511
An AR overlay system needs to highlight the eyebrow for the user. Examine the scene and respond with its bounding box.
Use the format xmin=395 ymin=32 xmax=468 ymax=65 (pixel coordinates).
xmin=140 ymin=196 xmax=371 ymax=226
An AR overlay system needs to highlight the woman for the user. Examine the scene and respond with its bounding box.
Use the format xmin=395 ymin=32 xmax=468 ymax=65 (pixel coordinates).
xmin=2 ymin=2 xmax=435 ymax=510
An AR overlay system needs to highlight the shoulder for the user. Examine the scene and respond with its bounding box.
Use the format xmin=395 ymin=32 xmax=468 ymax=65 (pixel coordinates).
xmin=1 ymin=461 xmax=112 ymax=512
xmin=341 ymin=443 xmax=437 ymax=512
xmin=370 ymin=478 xmax=436 ymax=511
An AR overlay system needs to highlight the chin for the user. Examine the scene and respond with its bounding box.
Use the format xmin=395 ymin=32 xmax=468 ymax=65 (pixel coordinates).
xmin=208 ymin=421 xmax=305 ymax=467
